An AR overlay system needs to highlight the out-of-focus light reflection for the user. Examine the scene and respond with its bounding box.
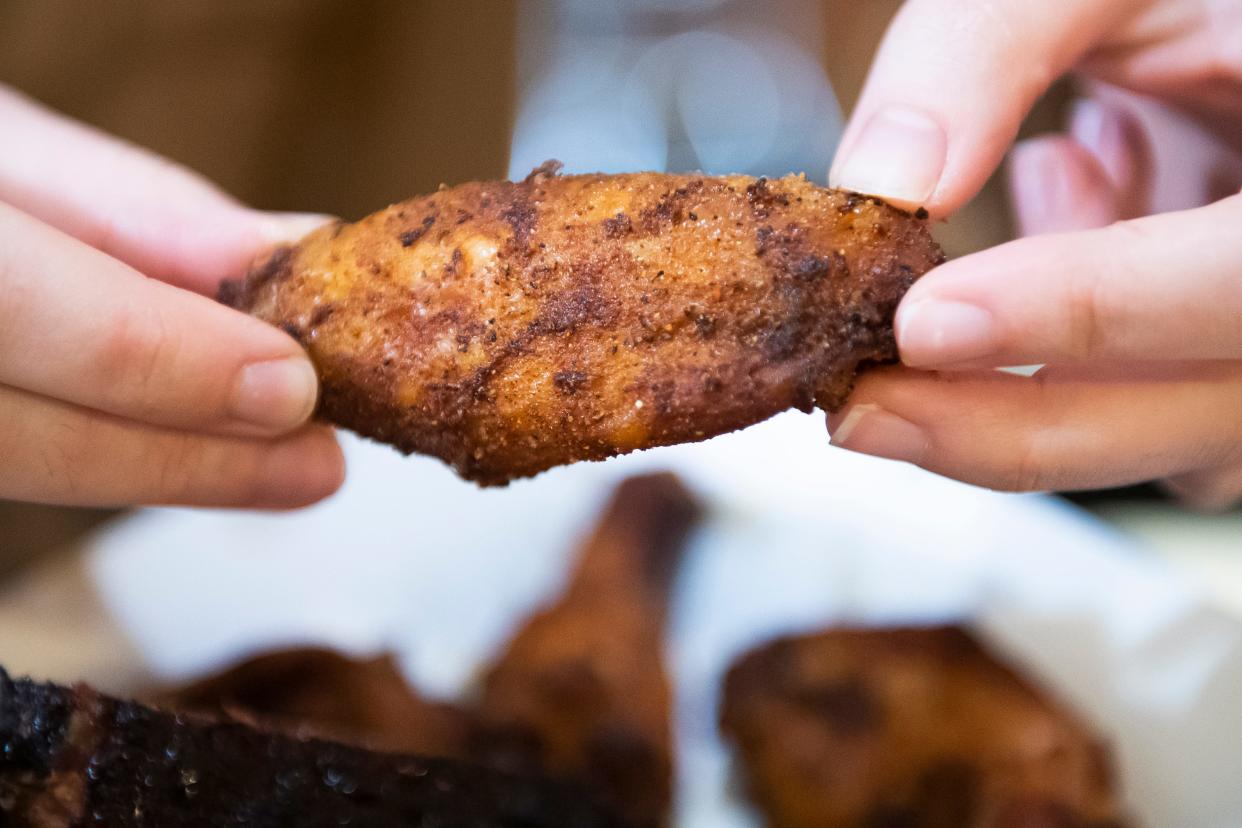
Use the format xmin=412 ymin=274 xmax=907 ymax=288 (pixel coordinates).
xmin=509 ymin=0 xmax=842 ymax=178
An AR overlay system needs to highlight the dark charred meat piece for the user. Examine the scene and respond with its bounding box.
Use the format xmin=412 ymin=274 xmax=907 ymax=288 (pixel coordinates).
xmin=720 ymin=627 xmax=1130 ymax=828
xmin=472 ymin=473 xmax=701 ymax=827
xmin=219 ymin=164 xmax=944 ymax=485
xmin=0 ymin=667 xmax=623 ymax=827
xmin=156 ymin=648 xmax=471 ymax=758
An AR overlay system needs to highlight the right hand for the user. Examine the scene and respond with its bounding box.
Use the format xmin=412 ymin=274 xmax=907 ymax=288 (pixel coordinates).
xmin=0 ymin=86 xmax=344 ymax=509
xmin=827 ymin=0 xmax=1242 ymax=511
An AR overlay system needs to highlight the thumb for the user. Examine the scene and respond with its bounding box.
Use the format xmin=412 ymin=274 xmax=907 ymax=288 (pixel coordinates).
xmin=829 ymin=0 xmax=1127 ymax=216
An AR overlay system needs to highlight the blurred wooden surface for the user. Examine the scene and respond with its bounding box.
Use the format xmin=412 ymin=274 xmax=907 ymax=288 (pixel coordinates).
xmin=0 ymin=505 xmax=116 ymax=578
xmin=0 ymin=0 xmax=517 ymax=217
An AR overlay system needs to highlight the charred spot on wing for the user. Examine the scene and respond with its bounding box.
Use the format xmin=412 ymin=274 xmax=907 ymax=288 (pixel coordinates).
xmin=215 ymin=278 xmax=246 ymax=309
xmin=791 ymin=254 xmax=833 ymax=281
xmin=838 ymin=192 xmax=867 ymax=213
xmin=758 ymin=317 xmax=807 ymax=360
xmin=309 ymin=304 xmax=336 ymax=327
xmin=745 ymin=177 xmax=790 ymax=218
xmin=252 ymin=245 xmax=295 ymax=288
xmin=754 ymin=225 xmax=773 ymax=254
xmin=602 ymin=213 xmax=632 ymax=238
xmin=838 ymin=190 xmax=921 ymax=219
xmin=279 ymin=322 xmax=306 ymax=344
xmin=444 ymin=248 xmax=464 ymax=278
xmin=502 ymin=196 xmax=539 ymax=249
xmin=531 ymin=284 xmax=615 ymax=336
xmin=683 ymin=305 xmax=717 ymax=337
xmin=400 ymin=215 xmax=436 ymax=247
xmin=553 ymin=371 xmax=589 ymax=393
xmin=217 ymin=245 xmax=294 ymax=309
xmin=639 ymin=181 xmax=704 ymax=231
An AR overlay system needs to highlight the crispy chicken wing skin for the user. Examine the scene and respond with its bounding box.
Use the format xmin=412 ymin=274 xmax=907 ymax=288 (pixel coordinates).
xmin=472 ymin=473 xmax=701 ymax=827
xmin=220 ymin=164 xmax=943 ymax=485
xmin=720 ymin=627 xmax=1129 ymax=828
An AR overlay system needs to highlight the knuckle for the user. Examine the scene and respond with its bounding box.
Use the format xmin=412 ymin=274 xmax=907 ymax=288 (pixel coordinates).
xmin=1064 ymin=264 xmax=1108 ymax=361
xmin=96 ymin=300 xmax=183 ymax=416
xmin=26 ymin=414 xmax=94 ymax=500
xmin=997 ymin=431 xmax=1054 ymax=492
xmin=0 ymin=251 xmax=35 ymax=348
xmin=146 ymin=433 xmax=202 ymax=503
xmin=1063 ymin=223 xmax=1138 ymax=359
xmin=46 ymin=421 xmax=87 ymax=495
xmin=148 ymin=433 xmax=266 ymax=506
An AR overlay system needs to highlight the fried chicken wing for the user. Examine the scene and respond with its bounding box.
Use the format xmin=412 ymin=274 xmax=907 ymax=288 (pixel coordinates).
xmin=471 ymin=473 xmax=701 ymax=827
xmin=220 ymin=163 xmax=943 ymax=485
xmin=720 ymin=627 xmax=1128 ymax=828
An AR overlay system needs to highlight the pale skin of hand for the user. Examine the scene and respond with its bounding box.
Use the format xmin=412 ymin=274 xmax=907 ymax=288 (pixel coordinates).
xmin=827 ymin=0 xmax=1242 ymax=511
xmin=0 ymin=86 xmax=345 ymax=509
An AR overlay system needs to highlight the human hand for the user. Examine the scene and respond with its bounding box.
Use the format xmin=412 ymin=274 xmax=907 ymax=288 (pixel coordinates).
xmin=826 ymin=0 xmax=1242 ymax=511
xmin=0 ymin=86 xmax=344 ymax=509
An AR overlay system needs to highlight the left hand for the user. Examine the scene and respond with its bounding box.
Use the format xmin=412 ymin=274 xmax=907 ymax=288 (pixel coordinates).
xmin=0 ymin=86 xmax=344 ymax=509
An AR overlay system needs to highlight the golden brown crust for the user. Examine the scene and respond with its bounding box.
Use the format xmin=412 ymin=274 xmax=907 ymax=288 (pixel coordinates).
xmin=220 ymin=164 xmax=944 ymax=485
xmin=720 ymin=627 xmax=1129 ymax=828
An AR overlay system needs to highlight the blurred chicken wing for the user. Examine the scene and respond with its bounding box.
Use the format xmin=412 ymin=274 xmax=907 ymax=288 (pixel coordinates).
xmin=471 ymin=472 xmax=701 ymax=827
xmin=158 ymin=648 xmax=471 ymax=758
xmin=720 ymin=626 xmax=1128 ymax=828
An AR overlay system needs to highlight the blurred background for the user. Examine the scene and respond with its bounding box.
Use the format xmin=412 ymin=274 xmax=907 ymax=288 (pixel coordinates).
xmin=2 ymin=3 xmax=1241 ymax=825
xmin=0 ymin=0 xmax=1235 ymax=587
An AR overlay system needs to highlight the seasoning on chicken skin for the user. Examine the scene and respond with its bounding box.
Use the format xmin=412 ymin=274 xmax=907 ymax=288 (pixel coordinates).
xmin=220 ymin=162 xmax=944 ymax=485
xmin=471 ymin=472 xmax=701 ymax=828
xmin=720 ymin=627 xmax=1129 ymax=828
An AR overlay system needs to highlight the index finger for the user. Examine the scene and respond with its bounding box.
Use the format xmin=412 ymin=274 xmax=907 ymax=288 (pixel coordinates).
xmin=0 ymin=202 xmax=319 ymax=437
xmin=895 ymin=195 xmax=1242 ymax=368
xmin=829 ymin=0 xmax=1126 ymax=215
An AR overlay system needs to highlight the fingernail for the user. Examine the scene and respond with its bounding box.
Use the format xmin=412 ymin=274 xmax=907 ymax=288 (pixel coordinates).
xmin=829 ymin=403 xmax=929 ymax=465
xmin=1070 ymin=98 xmax=1127 ymax=189
xmin=1009 ymin=139 xmax=1076 ymax=235
xmin=231 ymin=357 xmax=319 ymax=432
xmin=897 ymin=299 xmax=997 ymax=366
xmin=830 ymin=105 xmax=946 ymax=207
xmin=257 ymin=212 xmax=337 ymax=246
xmin=1009 ymin=136 xmax=1121 ymax=235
